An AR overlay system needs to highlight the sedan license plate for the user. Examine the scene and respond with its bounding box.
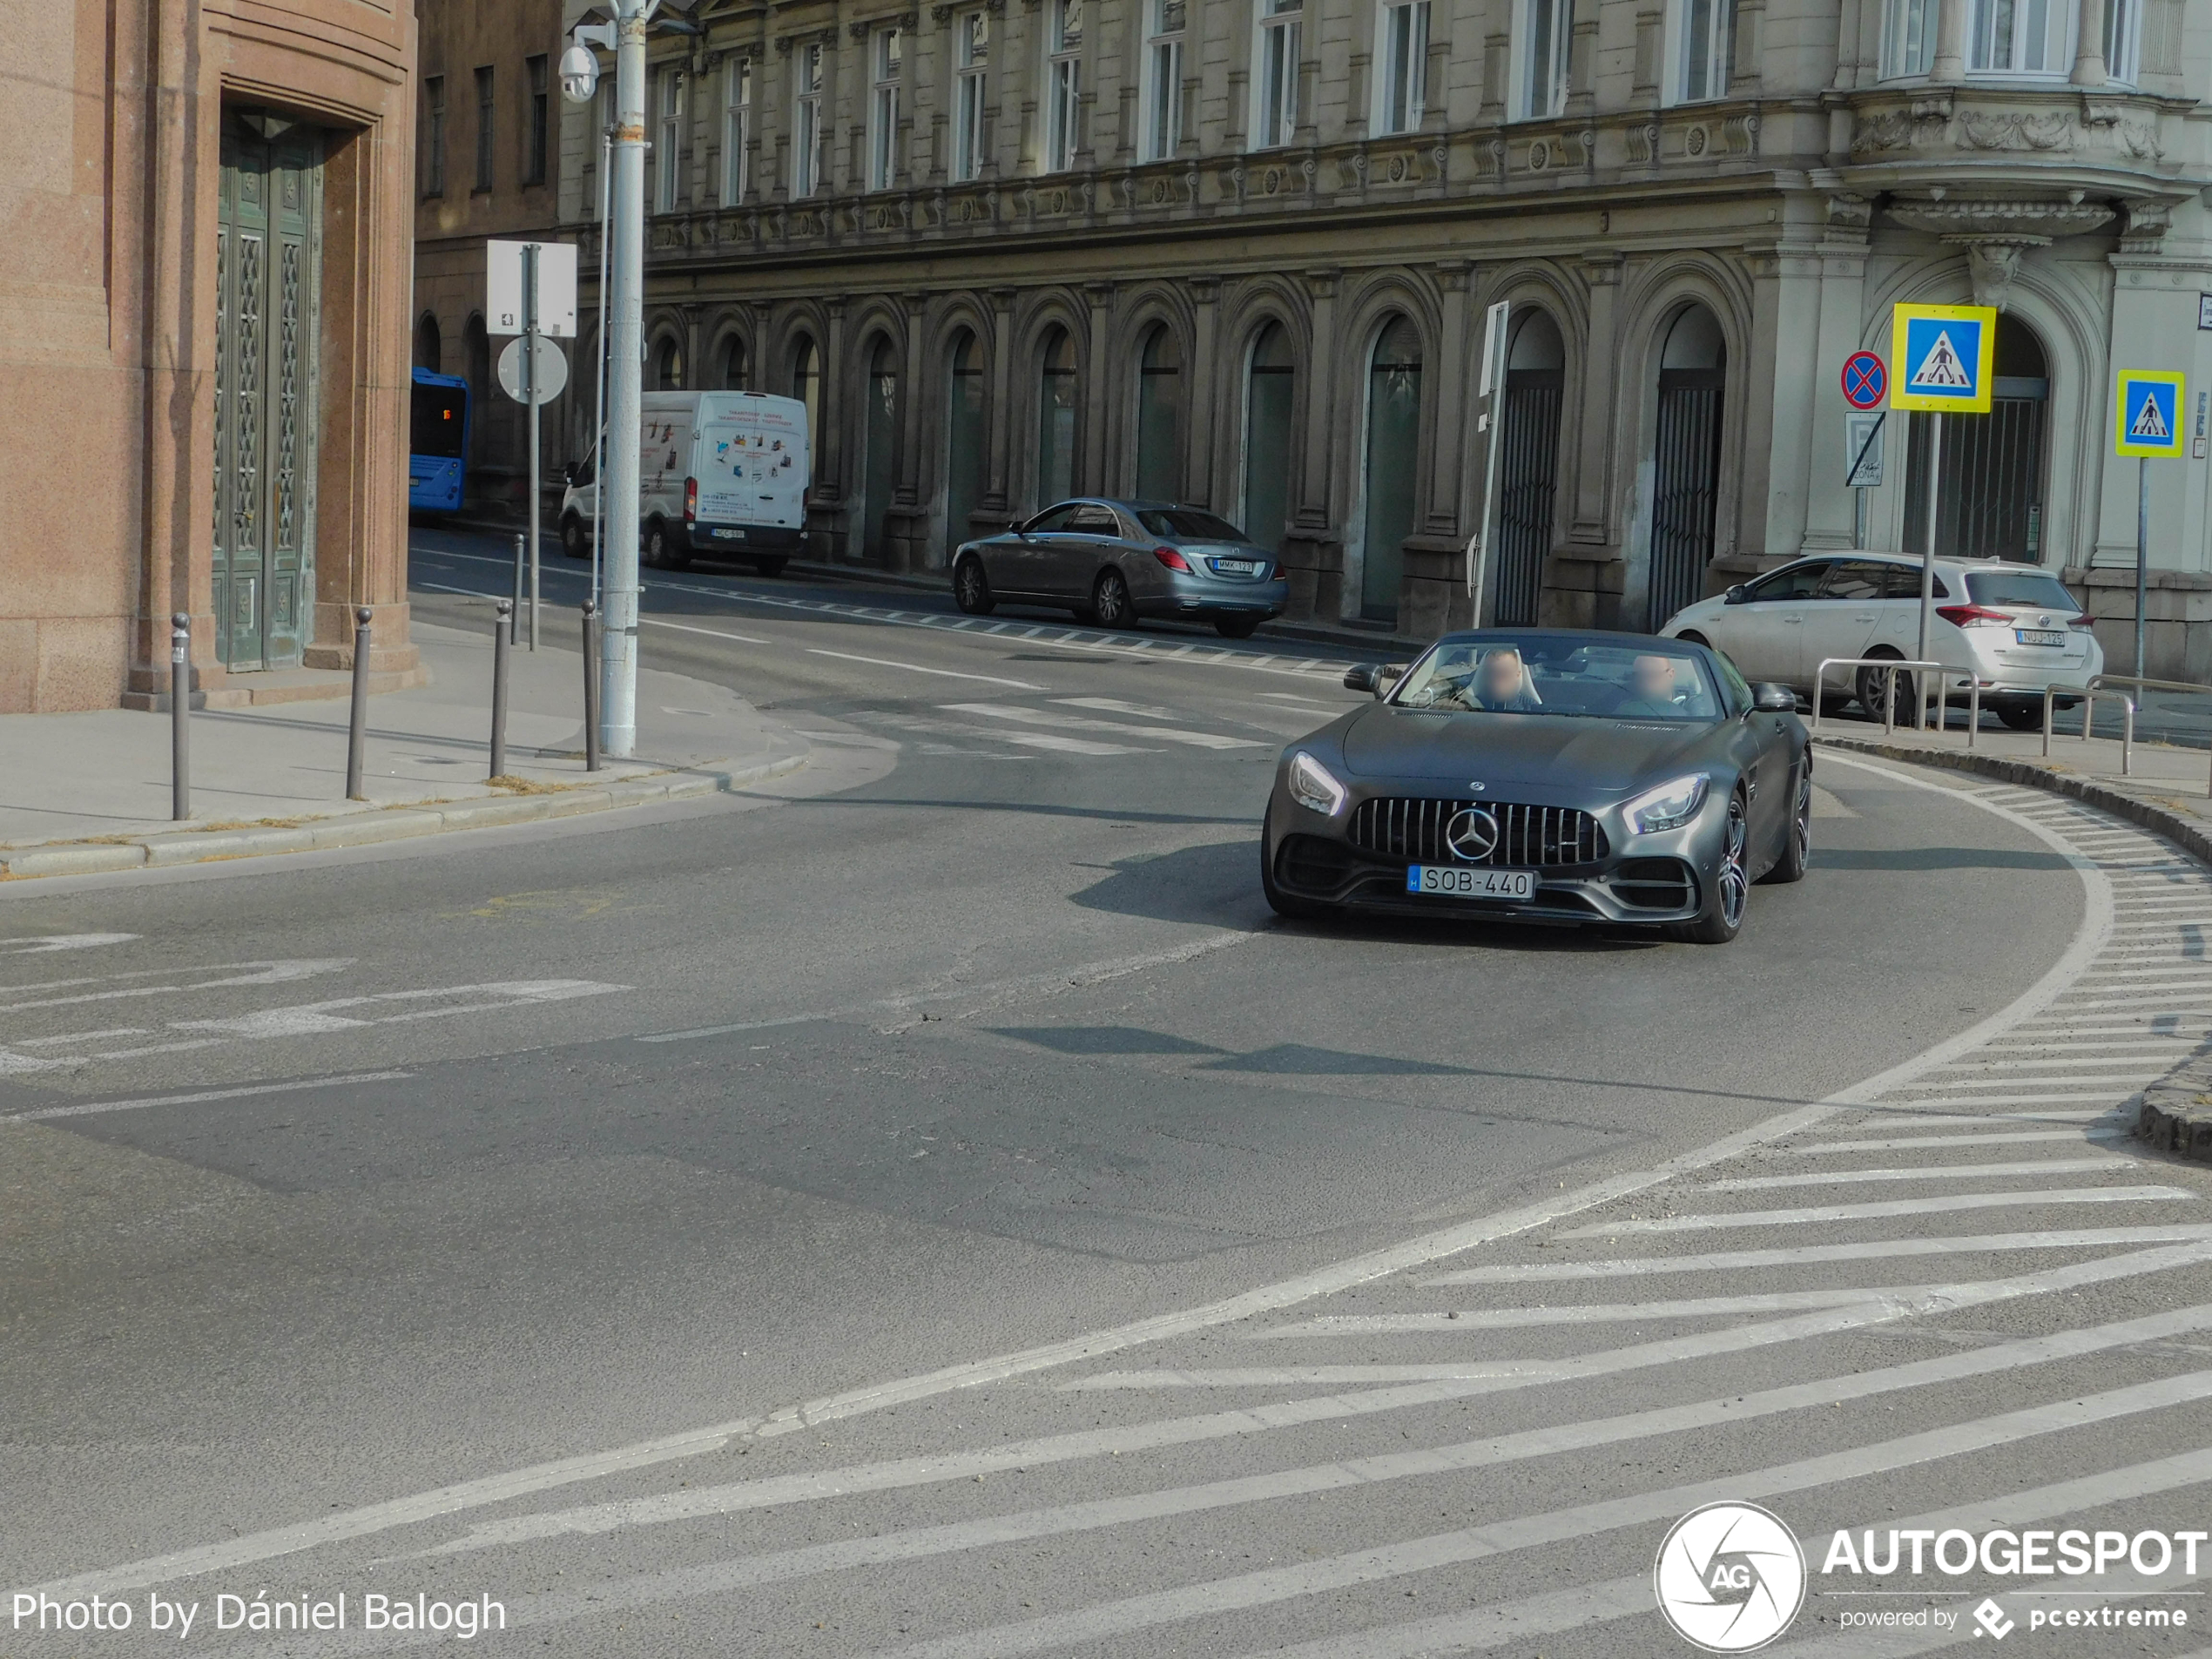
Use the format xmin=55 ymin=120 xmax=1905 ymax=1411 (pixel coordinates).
xmin=2014 ymin=628 xmax=2065 ymax=647
xmin=1211 ymin=558 xmax=1258 ymax=576
xmin=1406 ymin=866 xmax=1536 ymax=900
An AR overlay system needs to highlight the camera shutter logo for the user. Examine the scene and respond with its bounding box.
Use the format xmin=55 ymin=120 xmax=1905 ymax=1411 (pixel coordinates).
xmin=1654 ymin=1501 xmax=1806 ymax=1652
xmin=1445 ymin=806 xmax=1500 ymax=862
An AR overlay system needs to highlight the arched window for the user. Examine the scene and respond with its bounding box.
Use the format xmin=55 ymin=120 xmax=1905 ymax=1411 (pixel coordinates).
xmin=945 ymin=329 xmax=987 ymax=560
xmin=1242 ymin=322 xmax=1294 ymax=552
xmin=1036 ymin=326 xmax=1078 ymax=507
xmin=415 ymin=312 xmax=442 ymax=373
xmin=861 ymin=334 xmax=900 ymax=563
xmin=1359 ymin=314 xmax=1423 ymax=622
xmin=463 ymin=314 xmax=491 ymax=465
xmin=1905 ymin=314 xmax=2049 ymax=563
xmin=1493 ymin=310 xmax=1566 ymax=625
xmin=1135 ymin=324 xmax=1183 ymax=501
xmin=791 ymin=335 xmax=820 ymax=438
xmin=655 ymin=337 xmax=685 ymax=391
xmin=1647 ymin=303 xmax=1728 ymax=629
xmin=722 ymin=335 xmax=748 ymax=390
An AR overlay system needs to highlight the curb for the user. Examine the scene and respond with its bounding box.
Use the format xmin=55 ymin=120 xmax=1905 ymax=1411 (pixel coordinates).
xmin=0 ymin=752 xmax=807 ymax=881
xmin=2138 ymin=1071 xmax=2212 ymax=1164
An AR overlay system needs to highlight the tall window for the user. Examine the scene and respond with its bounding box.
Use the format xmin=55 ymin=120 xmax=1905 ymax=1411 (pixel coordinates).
xmin=1884 ymin=0 xmax=1936 ymax=75
xmin=1675 ymin=0 xmax=1734 ymax=100
xmin=1514 ymin=0 xmax=1570 ymax=118
xmin=1243 ymin=322 xmax=1295 ymax=554
xmin=871 ymin=27 xmax=904 ymax=191
xmin=474 ymin=66 xmax=496 ymax=190
xmin=1135 ymin=325 xmax=1183 ymax=500
xmin=1143 ymin=0 xmax=1186 ymax=162
xmin=1037 ymin=327 xmax=1078 ymax=506
xmin=723 ymin=57 xmax=752 ymax=205
xmin=525 ymin=55 xmax=550 ymax=183
xmin=953 ymin=13 xmax=989 ymax=180
xmin=2104 ymin=0 xmax=2141 ymax=79
xmin=792 ymin=336 xmax=821 ymax=438
xmin=723 ymin=336 xmax=749 ymax=390
xmin=656 ymin=338 xmax=685 ymax=391
xmin=1046 ymin=0 xmax=1083 ymax=172
xmin=1377 ymin=2 xmax=1429 ymax=132
xmin=1969 ymin=0 xmax=2069 ymax=72
xmin=1359 ymin=317 xmax=1423 ymax=623
xmin=422 ymin=76 xmax=447 ymax=196
xmin=656 ymin=65 xmax=683 ymax=211
xmin=1253 ymin=0 xmax=1302 ymax=149
xmin=946 ymin=332 xmax=987 ymax=558
xmin=793 ymin=42 xmax=825 ymax=196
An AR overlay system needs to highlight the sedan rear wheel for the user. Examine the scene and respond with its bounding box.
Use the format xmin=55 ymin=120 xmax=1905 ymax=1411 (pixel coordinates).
xmin=1090 ymin=568 xmax=1134 ymax=631
xmin=1680 ymin=788 xmax=1750 ymax=944
xmin=1215 ymin=614 xmax=1261 ymax=640
xmin=954 ymin=555 xmax=995 ymax=616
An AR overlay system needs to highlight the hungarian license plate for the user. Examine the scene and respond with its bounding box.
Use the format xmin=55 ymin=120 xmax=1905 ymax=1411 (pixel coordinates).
xmin=1406 ymin=866 xmax=1537 ymax=900
xmin=1211 ymin=558 xmax=1258 ymax=576
xmin=711 ymin=527 xmax=747 ymax=542
xmin=2014 ymin=628 xmax=2065 ymax=647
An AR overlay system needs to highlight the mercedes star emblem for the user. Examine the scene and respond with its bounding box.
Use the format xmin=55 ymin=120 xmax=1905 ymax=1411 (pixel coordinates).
xmin=1446 ymin=806 xmax=1501 ymax=862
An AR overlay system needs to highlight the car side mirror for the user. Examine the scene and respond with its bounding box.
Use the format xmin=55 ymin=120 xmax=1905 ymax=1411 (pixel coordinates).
xmin=1723 ymin=584 xmax=1751 ymax=606
xmin=1343 ymin=664 xmax=1383 ymax=695
xmin=1752 ymin=683 xmax=1798 ymax=713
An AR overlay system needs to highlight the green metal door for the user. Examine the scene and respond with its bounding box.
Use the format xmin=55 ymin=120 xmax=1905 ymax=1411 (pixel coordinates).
xmin=213 ymin=115 xmax=322 ymax=671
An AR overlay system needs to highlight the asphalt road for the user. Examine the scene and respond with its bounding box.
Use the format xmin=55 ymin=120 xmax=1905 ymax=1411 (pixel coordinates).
xmin=3 ymin=532 xmax=2210 ymax=1656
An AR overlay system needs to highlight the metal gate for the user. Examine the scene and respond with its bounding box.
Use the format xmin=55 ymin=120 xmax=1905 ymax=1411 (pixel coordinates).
xmin=1904 ymin=388 xmax=2047 ymax=562
xmin=1493 ymin=370 xmax=1562 ymax=625
xmin=1646 ymin=368 xmax=1723 ymax=631
xmin=213 ymin=114 xmax=323 ymax=671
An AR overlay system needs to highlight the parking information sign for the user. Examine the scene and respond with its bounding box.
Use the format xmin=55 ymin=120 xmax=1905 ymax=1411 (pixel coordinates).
xmin=2115 ymin=370 xmax=2187 ymax=459
xmin=1889 ymin=303 xmax=1997 ymax=414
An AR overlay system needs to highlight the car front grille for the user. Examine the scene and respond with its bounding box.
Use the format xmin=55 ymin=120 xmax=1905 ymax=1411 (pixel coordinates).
xmin=1348 ymin=798 xmax=1608 ymax=867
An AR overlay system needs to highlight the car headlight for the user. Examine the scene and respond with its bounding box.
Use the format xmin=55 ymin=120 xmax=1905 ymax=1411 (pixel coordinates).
xmin=1287 ymin=752 xmax=1347 ymax=817
xmin=1625 ymin=772 xmax=1710 ymax=835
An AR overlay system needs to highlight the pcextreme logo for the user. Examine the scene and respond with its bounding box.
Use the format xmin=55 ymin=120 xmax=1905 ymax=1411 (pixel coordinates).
xmin=1655 ymin=1501 xmax=1809 ymax=1652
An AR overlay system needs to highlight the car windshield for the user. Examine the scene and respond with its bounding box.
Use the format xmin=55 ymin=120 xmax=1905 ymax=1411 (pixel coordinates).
xmin=1965 ymin=570 xmax=2080 ymax=613
xmin=1137 ymin=508 xmax=1248 ymax=542
xmin=1390 ymin=637 xmax=1724 ymax=721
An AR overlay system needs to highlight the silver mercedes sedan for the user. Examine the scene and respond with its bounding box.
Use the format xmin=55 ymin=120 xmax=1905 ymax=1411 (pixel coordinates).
xmin=951 ymin=498 xmax=1291 ymax=639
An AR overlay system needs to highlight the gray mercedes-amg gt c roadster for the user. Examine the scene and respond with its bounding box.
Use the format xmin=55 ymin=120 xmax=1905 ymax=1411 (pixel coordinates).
xmin=1261 ymin=630 xmax=1812 ymax=944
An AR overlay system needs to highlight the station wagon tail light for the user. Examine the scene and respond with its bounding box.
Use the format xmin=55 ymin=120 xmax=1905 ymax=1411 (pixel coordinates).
xmin=1154 ymin=546 xmax=1193 ymax=573
xmin=1625 ymin=772 xmax=1710 ymax=835
xmin=1287 ymin=752 xmax=1347 ymax=817
xmin=684 ymin=477 xmax=698 ymax=523
xmin=1934 ymin=604 xmax=2013 ymax=629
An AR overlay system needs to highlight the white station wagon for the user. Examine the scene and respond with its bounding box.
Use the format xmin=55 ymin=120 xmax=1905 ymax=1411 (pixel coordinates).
xmin=1659 ymin=554 xmax=2103 ymax=730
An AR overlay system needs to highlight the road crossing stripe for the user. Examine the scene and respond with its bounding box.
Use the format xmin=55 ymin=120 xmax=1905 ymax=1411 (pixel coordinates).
xmin=1564 ymin=1187 xmax=2190 ymax=1234
xmin=1696 ymin=1157 xmax=2124 ymax=1191
xmin=941 ymin=701 xmax=1265 ymax=749
xmin=1922 ymin=1054 xmax=2181 ymax=1068
xmin=407 ymin=1248 xmax=2212 ymax=1561
xmin=1791 ymin=1130 xmax=2128 ymax=1154
xmin=1249 ymin=1290 xmax=1948 ymax=1332
xmin=1884 ymin=1073 xmax=2164 ymax=1089
xmin=1843 ymin=1098 xmax=2134 ymax=1110
xmin=1804 ymin=1107 xmax=2121 ymax=1126
xmin=804 ymin=648 xmax=1047 ymax=689
xmin=3 ymin=1070 xmax=415 ymax=1123
xmin=1420 ymin=1225 xmax=2212 ymax=1283
xmin=866 ymin=1378 xmax=2212 ymax=1659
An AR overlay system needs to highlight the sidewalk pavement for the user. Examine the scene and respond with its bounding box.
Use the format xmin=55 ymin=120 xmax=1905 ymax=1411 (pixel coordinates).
xmin=0 ymin=621 xmax=806 ymax=880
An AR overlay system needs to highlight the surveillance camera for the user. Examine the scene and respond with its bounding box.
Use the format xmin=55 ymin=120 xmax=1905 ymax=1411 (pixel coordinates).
xmin=559 ymin=44 xmax=600 ymax=105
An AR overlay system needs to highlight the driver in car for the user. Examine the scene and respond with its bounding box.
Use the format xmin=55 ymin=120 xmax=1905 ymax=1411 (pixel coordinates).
xmin=1614 ymin=653 xmax=1685 ymax=718
xmin=1473 ymin=648 xmax=1541 ymax=711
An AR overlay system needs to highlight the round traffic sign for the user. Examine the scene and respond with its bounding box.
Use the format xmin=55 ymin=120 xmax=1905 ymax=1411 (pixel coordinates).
xmin=1842 ymin=350 xmax=1887 ymax=410
xmin=497 ymin=335 xmax=569 ymax=406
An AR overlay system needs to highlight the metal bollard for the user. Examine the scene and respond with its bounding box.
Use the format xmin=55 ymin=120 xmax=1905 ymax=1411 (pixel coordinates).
xmin=345 ymin=605 xmax=373 ymax=800
xmin=510 ymin=534 xmax=525 ymax=645
xmin=491 ymin=598 xmax=512 ymax=781
xmin=170 ymin=612 xmax=191 ymax=821
xmin=582 ymin=599 xmax=603 ymax=773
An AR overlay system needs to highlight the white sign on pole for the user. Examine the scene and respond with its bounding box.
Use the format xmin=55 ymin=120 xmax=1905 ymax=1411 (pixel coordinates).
xmin=497 ymin=335 xmax=570 ymax=405
xmin=1844 ymin=411 xmax=1885 ymax=489
xmin=487 ymin=240 xmax=579 ymax=337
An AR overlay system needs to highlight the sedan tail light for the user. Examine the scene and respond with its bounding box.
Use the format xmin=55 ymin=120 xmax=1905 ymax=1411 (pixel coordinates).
xmin=684 ymin=477 xmax=698 ymax=523
xmin=1154 ymin=546 xmax=1193 ymax=573
xmin=1934 ymin=604 xmax=2013 ymax=629
xmin=2069 ymin=615 xmax=2098 ymax=631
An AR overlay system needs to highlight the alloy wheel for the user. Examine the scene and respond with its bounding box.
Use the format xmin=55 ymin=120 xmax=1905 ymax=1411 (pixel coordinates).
xmin=1791 ymin=765 xmax=1813 ymax=869
xmin=1718 ymin=791 xmax=1750 ymax=929
xmin=1094 ymin=570 xmax=1131 ymax=629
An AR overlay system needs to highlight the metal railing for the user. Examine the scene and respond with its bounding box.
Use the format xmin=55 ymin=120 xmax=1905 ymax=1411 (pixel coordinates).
xmin=2042 ymin=683 xmax=2136 ymax=778
xmin=1811 ymin=658 xmax=1979 ymax=744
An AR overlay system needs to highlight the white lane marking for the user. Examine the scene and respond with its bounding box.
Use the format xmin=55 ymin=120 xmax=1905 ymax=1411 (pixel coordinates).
xmin=942 ymin=701 xmax=1265 ymax=750
xmin=1696 ymin=1157 xmax=2127 ymax=1191
xmin=1055 ymin=697 xmax=1181 ymax=719
xmin=1924 ymin=1054 xmax=2178 ymax=1070
xmin=637 ymin=617 xmax=772 ymax=645
xmin=988 ymin=731 xmax=1153 ymax=757
xmin=406 ymin=1244 xmax=2212 ymax=1561
xmin=1560 ymin=1185 xmax=2192 ymax=1235
xmin=15 ymin=1028 xmax=148 ymax=1048
xmin=0 ymin=934 xmax=140 ymax=954
xmin=1994 ymin=1029 xmax=2207 ymax=1042
xmin=1808 ymin=1107 xmax=2121 ymax=1128
xmin=1885 ymin=1071 xmax=2165 ymax=1089
xmin=0 ymin=958 xmax=354 ymax=1015
xmin=3 ymin=1071 xmax=415 ymax=1124
xmin=37 ymin=753 xmax=2116 ymax=1596
xmin=867 ymin=1379 xmax=2212 ymax=1659
xmin=1420 ymin=1225 xmax=2212 ymax=1283
xmin=427 ymin=1311 xmax=2212 ymax=1635
xmin=1871 ymin=1096 xmax=2137 ymax=1109
xmin=804 ymin=648 xmax=1045 ymax=689
xmin=1246 ymin=1289 xmax=1910 ymax=1332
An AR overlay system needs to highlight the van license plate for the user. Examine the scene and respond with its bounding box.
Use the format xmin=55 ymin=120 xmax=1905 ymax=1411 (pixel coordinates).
xmin=1406 ymin=866 xmax=1536 ymax=900
xmin=711 ymin=528 xmax=747 ymax=542
xmin=2015 ymin=629 xmax=2065 ymax=647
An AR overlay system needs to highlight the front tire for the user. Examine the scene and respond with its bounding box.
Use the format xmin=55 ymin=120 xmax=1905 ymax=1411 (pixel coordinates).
xmin=954 ymin=555 xmax=995 ymax=615
xmin=1759 ymin=759 xmax=1811 ymax=886
xmin=1215 ymin=614 xmax=1262 ymax=640
xmin=1259 ymin=810 xmax=1332 ymax=921
xmin=1090 ymin=568 xmax=1135 ymax=630
xmin=1680 ymin=788 xmax=1750 ymax=943
xmin=560 ymin=516 xmax=590 ymax=560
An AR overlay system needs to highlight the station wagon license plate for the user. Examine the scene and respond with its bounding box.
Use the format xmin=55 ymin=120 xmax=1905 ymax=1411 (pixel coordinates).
xmin=2014 ymin=628 xmax=2065 ymax=647
xmin=1211 ymin=558 xmax=1259 ymax=576
xmin=1406 ymin=866 xmax=1537 ymax=900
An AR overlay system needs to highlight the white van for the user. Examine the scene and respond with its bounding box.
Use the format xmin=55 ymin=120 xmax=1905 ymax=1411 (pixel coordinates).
xmin=558 ymin=391 xmax=810 ymax=577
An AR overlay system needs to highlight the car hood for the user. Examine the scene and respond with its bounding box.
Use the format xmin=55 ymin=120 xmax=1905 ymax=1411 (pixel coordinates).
xmin=1338 ymin=705 xmax=1718 ymax=793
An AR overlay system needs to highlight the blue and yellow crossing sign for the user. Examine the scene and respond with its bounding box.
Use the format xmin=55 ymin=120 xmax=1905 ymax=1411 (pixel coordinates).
xmin=2115 ymin=370 xmax=2187 ymax=459
xmin=1890 ymin=303 xmax=1998 ymax=414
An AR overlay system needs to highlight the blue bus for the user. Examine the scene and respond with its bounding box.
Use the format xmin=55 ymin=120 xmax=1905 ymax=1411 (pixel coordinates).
xmin=408 ymin=367 xmax=470 ymax=511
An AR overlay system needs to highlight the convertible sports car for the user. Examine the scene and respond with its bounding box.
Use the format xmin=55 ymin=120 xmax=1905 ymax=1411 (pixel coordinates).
xmin=1261 ymin=630 xmax=1812 ymax=943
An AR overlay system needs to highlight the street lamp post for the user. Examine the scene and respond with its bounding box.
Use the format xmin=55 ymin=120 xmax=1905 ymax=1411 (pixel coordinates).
xmin=599 ymin=0 xmax=648 ymax=759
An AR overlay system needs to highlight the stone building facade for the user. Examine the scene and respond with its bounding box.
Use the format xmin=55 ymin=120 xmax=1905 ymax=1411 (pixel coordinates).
xmin=1 ymin=0 xmax=421 ymax=713
xmin=559 ymin=0 xmax=2212 ymax=664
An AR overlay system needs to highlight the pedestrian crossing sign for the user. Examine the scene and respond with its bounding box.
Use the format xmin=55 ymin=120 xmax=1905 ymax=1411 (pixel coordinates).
xmin=1889 ymin=303 xmax=1998 ymax=413
xmin=2115 ymin=369 xmax=2187 ymax=459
